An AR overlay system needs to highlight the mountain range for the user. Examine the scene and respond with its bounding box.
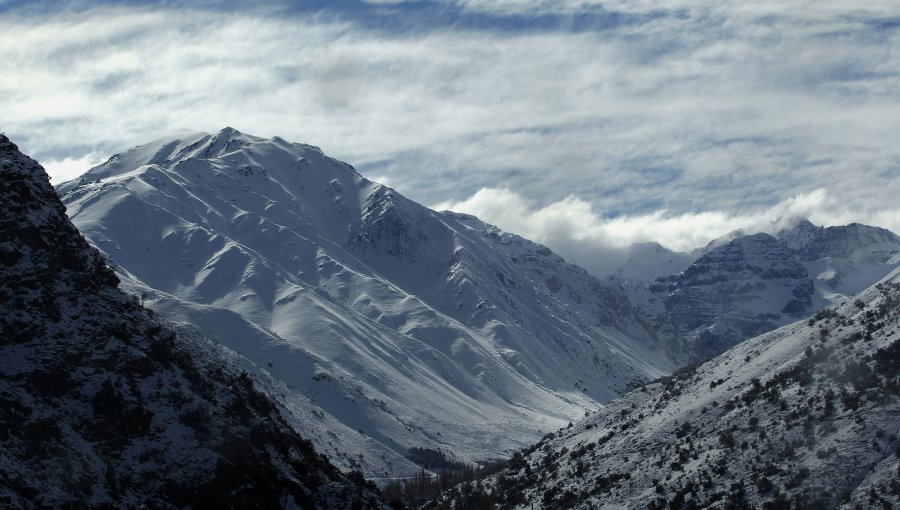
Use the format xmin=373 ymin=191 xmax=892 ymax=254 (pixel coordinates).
xmin=55 ymin=128 xmax=900 ymax=480
xmin=426 ymin=267 xmax=900 ymax=509
xmin=4 ymin=126 xmax=898 ymax=508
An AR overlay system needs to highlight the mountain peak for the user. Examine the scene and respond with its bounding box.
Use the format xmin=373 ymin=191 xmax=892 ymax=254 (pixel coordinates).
xmin=59 ymin=130 xmax=680 ymax=474
xmin=663 ymin=230 xmax=812 ymax=359
xmin=777 ymin=218 xmax=900 ymax=263
xmin=1 ymin=133 xmax=41 ymax=182
xmin=0 ymin=132 xmax=16 ymax=153
xmin=216 ymin=125 xmax=241 ymax=137
xmin=792 ymin=217 xmax=818 ymax=229
xmin=695 ymin=227 xmax=750 ymax=254
xmin=729 ymin=231 xmax=776 ymax=245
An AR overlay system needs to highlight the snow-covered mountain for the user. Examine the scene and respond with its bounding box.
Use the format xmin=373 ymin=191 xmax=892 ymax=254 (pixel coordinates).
xmin=0 ymin=134 xmax=384 ymax=508
xmin=611 ymin=220 xmax=900 ymax=361
xmin=426 ymin=268 xmax=900 ymax=509
xmin=660 ymin=233 xmax=815 ymax=360
xmin=606 ymin=243 xmax=696 ymax=353
xmin=778 ymin=219 xmax=900 ymax=301
xmin=58 ymin=128 xmax=677 ymax=477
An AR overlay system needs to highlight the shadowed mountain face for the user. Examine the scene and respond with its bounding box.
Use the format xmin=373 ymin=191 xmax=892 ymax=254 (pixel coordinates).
xmin=58 ymin=128 xmax=679 ymax=473
xmin=0 ymin=134 xmax=383 ymax=509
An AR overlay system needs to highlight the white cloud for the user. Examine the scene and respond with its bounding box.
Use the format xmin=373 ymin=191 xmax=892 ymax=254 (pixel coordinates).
xmin=436 ymin=187 xmax=900 ymax=276
xmin=1 ymin=2 xmax=898 ymax=244
xmin=41 ymin=151 xmax=105 ymax=183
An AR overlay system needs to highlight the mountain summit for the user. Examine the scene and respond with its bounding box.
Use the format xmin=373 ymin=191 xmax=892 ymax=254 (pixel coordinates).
xmin=59 ymin=128 xmax=678 ymax=475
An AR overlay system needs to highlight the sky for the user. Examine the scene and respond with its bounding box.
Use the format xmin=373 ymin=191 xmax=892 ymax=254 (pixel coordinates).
xmin=2 ymin=0 xmax=899 ymax=274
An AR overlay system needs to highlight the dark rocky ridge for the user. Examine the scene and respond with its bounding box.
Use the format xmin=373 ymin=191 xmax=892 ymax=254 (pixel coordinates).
xmin=0 ymin=134 xmax=383 ymax=508
xmin=616 ymin=219 xmax=900 ymax=364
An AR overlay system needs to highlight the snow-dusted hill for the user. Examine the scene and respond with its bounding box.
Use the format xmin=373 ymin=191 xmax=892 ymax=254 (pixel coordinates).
xmin=426 ymin=269 xmax=900 ymax=509
xmin=0 ymin=134 xmax=384 ymax=508
xmin=58 ymin=128 xmax=677 ymax=477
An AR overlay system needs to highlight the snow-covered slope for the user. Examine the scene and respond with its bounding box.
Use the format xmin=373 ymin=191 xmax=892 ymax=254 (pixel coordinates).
xmin=0 ymin=134 xmax=384 ymax=509
xmin=605 ymin=243 xmax=696 ymax=355
xmin=612 ymin=242 xmax=695 ymax=283
xmin=427 ymin=269 xmax=900 ymax=509
xmin=58 ymin=128 xmax=677 ymax=476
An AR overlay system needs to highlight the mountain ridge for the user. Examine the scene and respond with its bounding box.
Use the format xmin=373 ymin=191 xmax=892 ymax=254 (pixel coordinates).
xmin=611 ymin=218 xmax=900 ymax=361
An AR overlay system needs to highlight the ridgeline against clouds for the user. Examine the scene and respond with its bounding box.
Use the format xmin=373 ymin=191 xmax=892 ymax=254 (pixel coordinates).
xmin=2 ymin=0 xmax=898 ymax=258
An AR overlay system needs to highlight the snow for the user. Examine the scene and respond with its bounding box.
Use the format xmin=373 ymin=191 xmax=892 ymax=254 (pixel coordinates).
xmin=428 ymin=270 xmax=900 ymax=509
xmin=0 ymin=133 xmax=385 ymax=508
xmin=59 ymin=128 xmax=678 ymax=477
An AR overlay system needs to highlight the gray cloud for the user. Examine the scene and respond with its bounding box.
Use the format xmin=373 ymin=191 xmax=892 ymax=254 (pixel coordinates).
xmin=1 ymin=1 xmax=898 ymax=257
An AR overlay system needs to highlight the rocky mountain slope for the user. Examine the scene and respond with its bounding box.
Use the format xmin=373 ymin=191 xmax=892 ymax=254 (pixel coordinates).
xmin=57 ymin=128 xmax=677 ymax=477
xmin=426 ymin=268 xmax=900 ymax=509
xmin=0 ymin=134 xmax=384 ymax=508
xmin=778 ymin=219 xmax=900 ymax=299
xmin=612 ymin=221 xmax=900 ymax=362
xmin=658 ymin=233 xmax=815 ymax=360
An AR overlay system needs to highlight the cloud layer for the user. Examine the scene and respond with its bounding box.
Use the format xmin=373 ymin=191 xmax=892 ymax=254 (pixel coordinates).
xmin=436 ymin=187 xmax=900 ymax=276
xmin=2 ymin=1 xmax=898 ymax=265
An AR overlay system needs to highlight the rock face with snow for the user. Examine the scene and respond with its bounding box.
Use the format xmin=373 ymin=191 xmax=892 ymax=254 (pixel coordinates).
xmin=778 ymin=219 xmax=900 ymax=300
xmin=58 ymin=128 xmax=677 ymax=476
xmin=660 ymin=233 xmax=815 ymax=360
xmin=613 ymin=221 xmax=900 ymax=362
xmin=426 ymin=270 xmax=900 ymax=509
xmin=0 ymin=134 xmax=383 ymax=508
